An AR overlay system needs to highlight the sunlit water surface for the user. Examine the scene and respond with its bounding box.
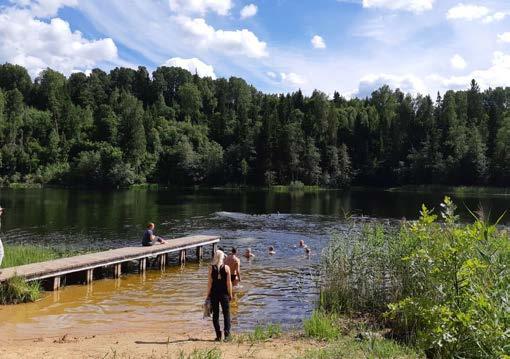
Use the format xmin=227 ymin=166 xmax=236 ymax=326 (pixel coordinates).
xmin=0 ymin=187 xmax=508 ymax=339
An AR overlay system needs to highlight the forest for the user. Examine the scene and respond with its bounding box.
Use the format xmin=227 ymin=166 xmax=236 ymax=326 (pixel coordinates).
xmin=0 ymin=62 xmax=508 ymax=188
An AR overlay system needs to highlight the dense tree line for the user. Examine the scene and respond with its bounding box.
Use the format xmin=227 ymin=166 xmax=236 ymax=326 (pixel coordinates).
xmin=0 ymin=63 xmax=508 ymax=188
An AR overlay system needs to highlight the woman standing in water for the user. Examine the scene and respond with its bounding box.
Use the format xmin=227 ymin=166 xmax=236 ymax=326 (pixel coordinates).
xmin=206 ymin=250 xmax=233 ymax=341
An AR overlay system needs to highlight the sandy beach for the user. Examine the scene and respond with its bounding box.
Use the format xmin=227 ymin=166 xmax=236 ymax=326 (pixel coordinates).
xmin=0 ymin=327 xmax=317 ymax=359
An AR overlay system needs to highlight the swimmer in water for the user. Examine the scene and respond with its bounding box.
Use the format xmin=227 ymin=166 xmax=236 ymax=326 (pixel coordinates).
xmin=224 ymin=247 xmax=241 ymax=287
xmin=299 ymin=240 xmax=306 ymax=248
xmin=305 ymin=247 xmax=311 ymax=256
xmin=243 ymin=248 xmax=255 ymax=260
xmin=268 ymin=246 xmax=276 ymax=255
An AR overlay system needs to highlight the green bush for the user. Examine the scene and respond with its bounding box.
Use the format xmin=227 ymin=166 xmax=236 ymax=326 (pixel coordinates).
xmin=303 ymin=311 xmax=340 ymax=341
xmin=319 ymin=197 xmax=510 ymax=358
xmin=386 ymin=197 xmax=510 ymax=358
xmin=0 ymin=276 xmax=41 ymax=304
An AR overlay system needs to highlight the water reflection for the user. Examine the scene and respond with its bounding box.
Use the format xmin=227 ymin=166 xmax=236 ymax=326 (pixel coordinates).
xmin=0 ymin=187 xmax=508 ymax=339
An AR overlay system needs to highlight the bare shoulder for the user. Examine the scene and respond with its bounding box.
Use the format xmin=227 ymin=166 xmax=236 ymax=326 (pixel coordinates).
xmin=224 ymin=264 xmax=231 ymax=273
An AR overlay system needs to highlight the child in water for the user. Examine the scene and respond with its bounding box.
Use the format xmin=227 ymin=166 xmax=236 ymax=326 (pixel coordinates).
xmin=268 ymin=246 xmax=276 ymax=255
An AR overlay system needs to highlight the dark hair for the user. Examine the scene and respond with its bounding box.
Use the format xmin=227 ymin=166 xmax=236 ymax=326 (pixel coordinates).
xmin=269 ymin=246 xmax=274 ymax=251
xmin=231 ymin=247 xmax=237 ymax=254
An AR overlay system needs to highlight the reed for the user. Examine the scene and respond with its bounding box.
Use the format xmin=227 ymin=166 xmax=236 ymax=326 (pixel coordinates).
xmin=318 ymin=197 xmax=510 ymax=358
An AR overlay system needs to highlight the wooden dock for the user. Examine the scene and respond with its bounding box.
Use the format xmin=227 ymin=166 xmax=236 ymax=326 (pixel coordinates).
xmin=0 ymin=235 xmax=220 ymax=290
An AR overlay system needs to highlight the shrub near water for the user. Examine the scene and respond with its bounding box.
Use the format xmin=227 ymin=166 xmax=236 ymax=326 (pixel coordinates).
xmin=320 ymin=197 xmax=510 ymax=358
xmin=0 ymin=276 xmax=41 ymax=304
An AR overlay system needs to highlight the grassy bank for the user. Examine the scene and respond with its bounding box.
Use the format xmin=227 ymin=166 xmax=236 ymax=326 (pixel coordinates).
xmin=387 ymin=184 xmax=510 ymax=197
xmin=1 ymin=244 xmax=72 ymax=304
xmin=319 ymin=197 xmax=510 ymax=358
xmin=0 ymin=244 xmax=67 ymax=268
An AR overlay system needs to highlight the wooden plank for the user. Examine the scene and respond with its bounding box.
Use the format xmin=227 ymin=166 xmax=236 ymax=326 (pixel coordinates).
xmin=86 ymin=269 xmax=93 ymax=284
xmin=179 ymin=249 xmax=186 ymax=265
xmin=139 ymin=258 xmax=147 ymax=273
xmin=0 ymin=235 xmax=220 ymax=283
xmin=52 ymin=276 xmax=61 ymax=291
xmin=157 ymin=254 xmax=166 ymax=270
xmin=212 ymin=243 xmax=218 ymax=258
xmin=113 ymin=263 xmax=121 ymax=278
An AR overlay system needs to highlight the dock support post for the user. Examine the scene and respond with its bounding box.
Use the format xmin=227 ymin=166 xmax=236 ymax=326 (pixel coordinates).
xmin=114 ymin=263 xmax=122 ymax=278
xmin=86 ymin=269 xmax=94 ymax=284
xmin=139 ymin=258 xmax=147 ymax=273
xmin=52 ymin=276 xmax=61 ymax=291
xmin=212 ymin=243 xmax=218 ymax=258
xmin=158 ymin=254 xmax=166 ymax=270
xmin=179 ymin=249 xmax=186 ymax=265
xmin=196 ymin=246 xmax=203 ymax=261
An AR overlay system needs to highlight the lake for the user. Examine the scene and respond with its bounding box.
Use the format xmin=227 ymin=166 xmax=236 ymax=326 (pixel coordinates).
xmin=0 ymin=187 xmax=508 ymax=339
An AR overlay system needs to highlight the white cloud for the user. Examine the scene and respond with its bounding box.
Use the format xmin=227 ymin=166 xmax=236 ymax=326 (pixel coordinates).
xmin=447 ymin=3 xmax=489 ymax=21
xmin=266 ymin=71 xmax=277 ymax=79
xmin=483 ymin=11 xmax=507 ymax=23
xmin=450 ymin=54 xmax=467 ymax=70
xmin=280 ymin=72 xmax=306 ymax=87
xmin=10 ymin=0 xmax=78 ymax=17
xmin=174 ymin=15 xmax=268 ymax=58
xmin=311 ymin=35 xmax=326 ymax=49
xmin=498 ymin=32 xmax=510 ymax=43
xmin=168 ymin=0 xmax=232 ymax=16
xmin=0 ymin=5 xmax=118 ymax=77
xmin=355 ymin=73 xmax=426 ymax=97
xmin=429 ymin=51 xmax=510 ymax=91
xmin=362 ymin=0 xmax=434 ymax=13
xmin=163 ymin=57 xmax=216 ymax=78
xmin=240 ymin=4 xmax=257 ymax=19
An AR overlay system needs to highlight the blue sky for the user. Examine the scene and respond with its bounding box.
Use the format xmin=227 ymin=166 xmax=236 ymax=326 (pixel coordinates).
xmin=0 ymin=0 xmax=510 ymax=97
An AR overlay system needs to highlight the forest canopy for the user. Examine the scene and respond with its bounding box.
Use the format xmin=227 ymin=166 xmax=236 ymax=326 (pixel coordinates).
xmin=0 ymin=62 xmax=508 ymax=188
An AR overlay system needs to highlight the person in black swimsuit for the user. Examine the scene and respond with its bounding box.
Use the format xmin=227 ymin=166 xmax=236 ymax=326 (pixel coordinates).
xmin=206 ymin=250 xmax=233 ymax=341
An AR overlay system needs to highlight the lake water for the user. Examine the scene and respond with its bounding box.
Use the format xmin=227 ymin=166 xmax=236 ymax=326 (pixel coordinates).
xmin=0 ymin=187 xmax=508 ymax=339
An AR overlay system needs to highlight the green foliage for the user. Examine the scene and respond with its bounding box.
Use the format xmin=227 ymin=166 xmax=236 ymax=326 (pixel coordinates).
xmin=303 ymin=311 xmax=340 ymax=341
xmin=386 ymin=198 xmax=510 ymax=358
xmin=0 ymin=276 xmax=41 ymax=304
xmin=177 ymin=348 xmax=222 ymax=359
xmin=319 ymin=198 xmax=510 ymax=358
xmin=235 ymin=323 xmax=282 ymax=343
xmin=1 ymin=244 xmax=66 ymax=268
xmin=300 ymin=336 xmax=421 ymax=359
xmin=0 ymin=63 xmax=507 ymax=188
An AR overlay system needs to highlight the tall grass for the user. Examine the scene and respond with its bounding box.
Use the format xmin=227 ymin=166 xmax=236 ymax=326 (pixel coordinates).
xmin=0 ymin=276 xmax=41 ymax=304
xmin=303 ymin=311 xmax=340 ymax=341
xmin=1 ymin=244 xmax=64 ymax=268
xmin=235 ymin=323 xmax=282 ymax=343
xmin=318 ymin=197 xmax=510 ymax=358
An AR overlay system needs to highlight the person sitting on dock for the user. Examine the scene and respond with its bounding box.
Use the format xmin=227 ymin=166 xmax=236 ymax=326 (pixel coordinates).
xmin=243 ymin=248 xmax=255 ymax=260
xmin=142 ymin=223 xmax=167 ymax=246
xmin=224 ymin=248 xmax=241 ymax=287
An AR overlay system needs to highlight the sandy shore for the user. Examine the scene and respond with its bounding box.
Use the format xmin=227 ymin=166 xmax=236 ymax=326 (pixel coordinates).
xmin=0 ymin=327 xmax=318 ymax=359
